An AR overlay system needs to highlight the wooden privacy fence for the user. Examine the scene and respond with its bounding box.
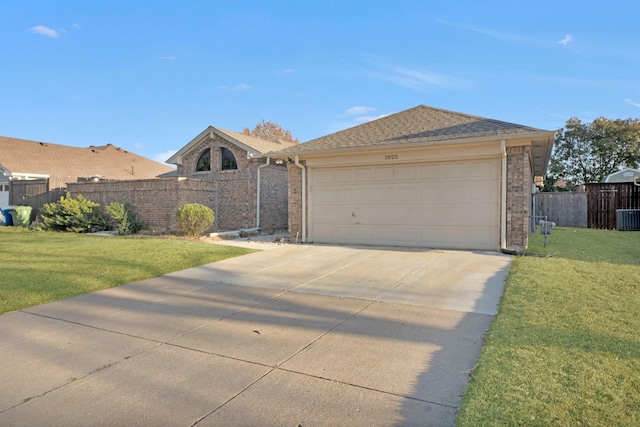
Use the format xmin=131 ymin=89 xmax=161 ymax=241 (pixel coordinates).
xmin=8 ymin=179 xmax=64 ymax=220
xmin=534 ymin=191 xmax=587 ymax=227
xmin=585 ymin=182 xmax=640 ymax=229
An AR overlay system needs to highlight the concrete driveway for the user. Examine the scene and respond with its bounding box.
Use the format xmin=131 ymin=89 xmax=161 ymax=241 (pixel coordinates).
xmin=0 ymin=243 xmax=511 ymax=426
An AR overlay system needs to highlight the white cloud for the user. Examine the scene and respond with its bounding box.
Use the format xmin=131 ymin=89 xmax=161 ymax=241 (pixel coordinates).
xmin=625 ymin=98 xmax=640 ymax=107
xmin=154 ymin=150 xmax=177 ymax=164
xmin=377 ymin=62 xmax=466 ymax=91
xmin=218 ymin=84 xmax=251 ymax=91
xmin=437 ymin=20 xmax=533 ymax=44
xmin=557 ymin=34 xmax=574 ymax=45
xmin=72 ymin=23 xmax=81 ymax=29
xmin=28 ymin=25 xmax=59 ymax=38
xmin=354 ymin=114 xmax=389 ymax=123
xmin=540 ymin=109 xmax=569 ymax=120
xmin=277 ymin=68 xmax=295 ymax=76
xmin=345 ymin=106 xmax=375 ymax=115
xmin=133 ymin=143 xmax=144 ymax=149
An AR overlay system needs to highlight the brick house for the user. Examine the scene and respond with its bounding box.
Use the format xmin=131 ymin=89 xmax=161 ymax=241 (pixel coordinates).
xmin=165 ymin=126 xmax=296 ymax=231
xmin=0 ymin=135 xmax=173 ymax=207
xmin=267 ymin=105 xmax=555 ymax=252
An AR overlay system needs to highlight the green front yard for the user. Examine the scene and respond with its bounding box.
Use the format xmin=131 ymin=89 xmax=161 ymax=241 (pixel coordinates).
xmin=458 ymin=227 xmax=640 ymax=426
xmin=0 ymin=228 xmax=254 ymax=314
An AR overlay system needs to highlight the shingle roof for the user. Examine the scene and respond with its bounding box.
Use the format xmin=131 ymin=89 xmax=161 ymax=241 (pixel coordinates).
xmin=216 ymin=127 xmax=297 ymax=154
xmin=166 ymin=126 xmax=297 ymax=165
xmin=270 ymin=105 xmax=553 ymax=155
xmin=0 ymin=136 xmax=174 ymax=187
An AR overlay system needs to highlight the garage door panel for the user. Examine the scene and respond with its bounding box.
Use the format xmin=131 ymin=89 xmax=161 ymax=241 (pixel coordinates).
xmin=419 ymin=184 xmax=442 ymax=202
xmin=311 ymin=159 xmax=499 ymax=250
xmin=335 ymin=188 xmax=353 ymax=203
xmin=396 ymin=185 xmax=418 ymax=201
xmin=314 ymin=187 xmax=336 ymax=203
xmin=314 ymin=206 xmax=337 ymax=223
xmin=355 ymin=168 xmax=373 ymax=182
xmin=468 ymin=160 xmax=498 ymax=178
xmin=443 ymin=162 xmax=468 ymax=179
xmin=466 ymin=181 xmax=498 ymax=202
xmin=396 ymin=165 xmax=418 ymax=181
xmin=446 ymin=205 xmax=495 ymax=226
xmin=354 ymin=188 xmax=374 ymax=203
xmin=374 ymin=167 xmax=394 ymax=182
xmin=442 ymin=185 xmax=467 ymax=201
xmin=375 ymin=186 xmax=396 ymax=202
xmin=315 ymin=169 xmax=336 ymax=184
xmin=419 ymin=164 xmax=441 ymax=180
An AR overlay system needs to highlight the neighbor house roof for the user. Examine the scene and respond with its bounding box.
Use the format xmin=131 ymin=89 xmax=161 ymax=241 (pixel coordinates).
xmin=267 ymin=105 xmax=555 ymax=175
xmin=166 ymin=126 xmax=297 ymax=166
xmin=0 ymin=136 xmax=174 ymax=187
xmin=603 ymin=168 xmax=640 ymax=183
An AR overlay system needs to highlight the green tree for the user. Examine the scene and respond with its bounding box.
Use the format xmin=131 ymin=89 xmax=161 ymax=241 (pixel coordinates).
xmin=547 ymin=117 xmax=640 ymax=189
xmin=242 ymin=120 xmax=300 ymax=144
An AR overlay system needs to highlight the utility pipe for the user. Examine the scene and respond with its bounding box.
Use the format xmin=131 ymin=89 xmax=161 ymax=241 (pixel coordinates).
xmin=294 ymin=154 xmax=306 ymax=243
xmin=256 ymin=157 xmax=270 ymax=228
xmin=500 ymin=139 xmax=508 ymax=251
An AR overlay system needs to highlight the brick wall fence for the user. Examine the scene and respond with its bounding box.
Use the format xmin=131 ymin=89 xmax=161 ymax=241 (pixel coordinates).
xmin=506 ymin=145 xmax=532 ymax=250
xmin=67 ymin=178 xmax=214 ymax=233
xmin=68 ymin=166 xmax=289 ymax=234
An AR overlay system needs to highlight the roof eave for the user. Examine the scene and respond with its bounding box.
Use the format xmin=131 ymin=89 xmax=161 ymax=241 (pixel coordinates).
xmin=166 ymin=126 xmax=265 ymax=165
xmin=266 ymin=130 xmax=556 ymax=160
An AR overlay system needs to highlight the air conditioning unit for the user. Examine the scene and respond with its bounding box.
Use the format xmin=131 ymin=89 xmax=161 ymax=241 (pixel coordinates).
xmin=616 ymin=209 xmax=640 ymax=231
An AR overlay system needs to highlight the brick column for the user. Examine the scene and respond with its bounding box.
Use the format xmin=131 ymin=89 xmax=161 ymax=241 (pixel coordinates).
xmin=287 ymin=162 xmax=303 ymax=240
xmin=506 ymin=146 xmax=532 ymax=250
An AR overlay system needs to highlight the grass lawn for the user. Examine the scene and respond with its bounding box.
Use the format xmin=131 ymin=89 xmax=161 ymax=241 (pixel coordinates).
xmin=458 ymin=227 xmax=640 ymax=426
xmin=0 ymin=228 xmax=255 ymax=314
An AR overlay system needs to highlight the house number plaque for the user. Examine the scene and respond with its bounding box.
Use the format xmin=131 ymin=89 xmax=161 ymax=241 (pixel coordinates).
xmin=384 ymin=154 xmax=398 ymax=160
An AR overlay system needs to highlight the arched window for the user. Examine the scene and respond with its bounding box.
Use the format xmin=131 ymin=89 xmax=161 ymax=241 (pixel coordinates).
xmin=221 ymin=147 xmax=237 ymax=170
xmin=196 ymin=149 xmax=211 ymax=172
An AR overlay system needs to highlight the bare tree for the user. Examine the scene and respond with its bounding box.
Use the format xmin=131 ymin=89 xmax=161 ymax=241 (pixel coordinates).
xmin=242 ymin=120 xmax=300 ymax=144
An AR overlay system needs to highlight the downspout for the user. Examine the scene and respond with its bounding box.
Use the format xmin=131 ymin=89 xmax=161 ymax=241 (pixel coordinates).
xmin=500 ymin=139 xmax=512 ymax=253
xmin=294 ymin=154 xmax=306 ymax=243
xmin=256 ymin=157 xmax=270 ymax=228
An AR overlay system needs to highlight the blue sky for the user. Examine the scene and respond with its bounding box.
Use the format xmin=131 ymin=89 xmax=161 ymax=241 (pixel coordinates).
xmin=2 ymin=1 xmax=639 ymax=164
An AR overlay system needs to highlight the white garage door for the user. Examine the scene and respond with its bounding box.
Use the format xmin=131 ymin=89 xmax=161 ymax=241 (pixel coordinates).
xmin=310 ymin=158 xmax=500 ymax=250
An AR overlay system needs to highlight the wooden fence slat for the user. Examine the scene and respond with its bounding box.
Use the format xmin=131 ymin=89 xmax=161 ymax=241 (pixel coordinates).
xmin=534 ymin=192 xmax=587 ymax=227
xmin=585 ymin=182 xmax=640 ymax=229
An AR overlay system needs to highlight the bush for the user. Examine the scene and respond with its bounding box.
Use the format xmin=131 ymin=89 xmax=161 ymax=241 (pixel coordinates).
xmin=40 ymin=194 xmax=107 ymax=233
xmin=175 ymin=203 xmax=214 ymax=239
xmin=106 ymin=202 xmax=143 ymax=235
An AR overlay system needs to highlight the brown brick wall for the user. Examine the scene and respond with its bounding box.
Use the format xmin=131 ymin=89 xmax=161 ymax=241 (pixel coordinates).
xmin=68 ymin=142 xmax=290 ymax=233
xmin=67 ymin=178 xmax=214 ymax=232
xmin=506 ymin=146 xmax=533 ymax=250
xmin=287 ymin=162 xmax=303 ymax=240
xmin=259 ymin=164 xmax=289 ymax=232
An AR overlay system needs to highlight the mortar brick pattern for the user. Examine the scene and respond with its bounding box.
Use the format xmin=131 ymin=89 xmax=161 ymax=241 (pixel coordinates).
xmin=506 ymin=145 xmax=532 ymax=249
xmin=68 ymin=133 xmax=289 ymax=233
xmin=287 ymin=162 xmax=303 ymax=239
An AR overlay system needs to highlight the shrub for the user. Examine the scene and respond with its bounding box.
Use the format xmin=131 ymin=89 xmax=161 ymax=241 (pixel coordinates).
xmin=40 ymin=194 xmax=107 ymax=233
xmin=106 ymin=202 xmax=143 ymax=235
xmin=175 ymin=203 xmax=214 ymax=239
